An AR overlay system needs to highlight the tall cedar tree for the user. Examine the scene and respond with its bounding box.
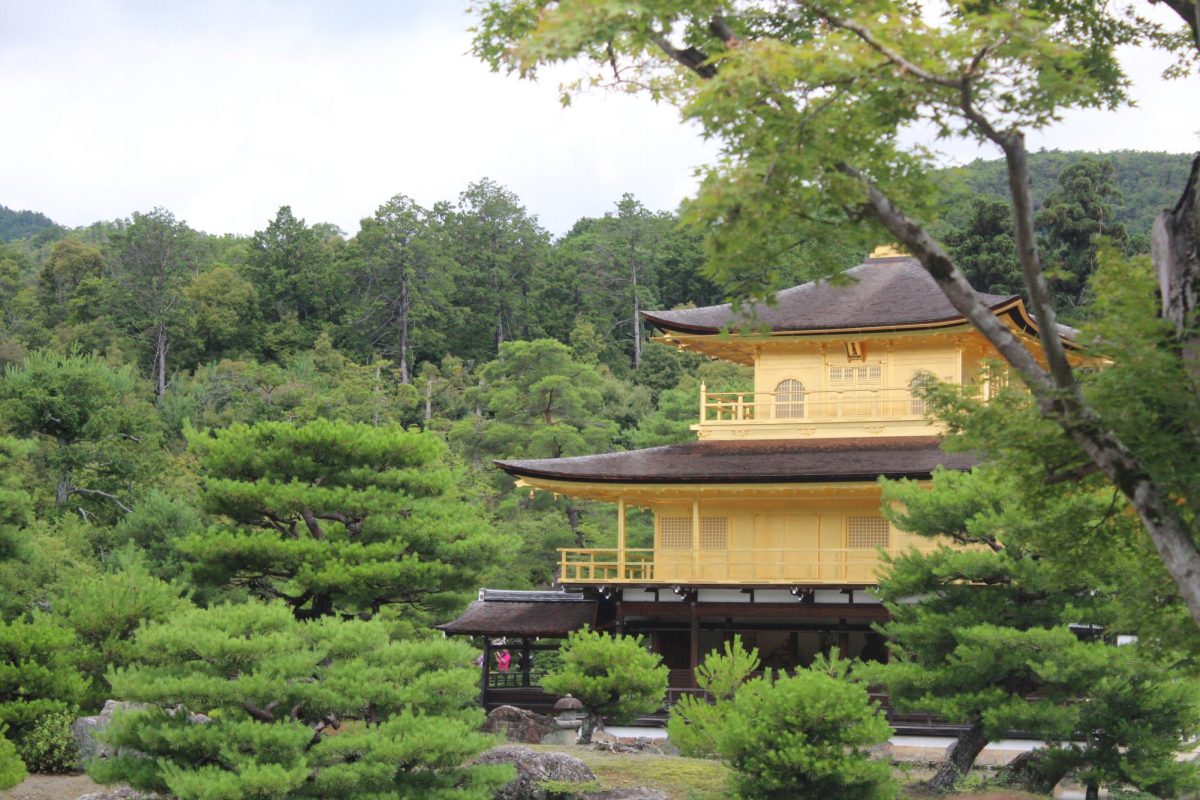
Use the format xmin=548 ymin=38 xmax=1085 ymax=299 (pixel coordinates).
xmin=246 ymin=206 xmax=342 ymax=353
xmin=106 ymin=208 xmax=196 ymax=399
xmin=89 ymin=602 xmax=512 ymax=800
xmin=346 ymin=194 xmax=453 ymax=383
xmin=445 ymin=179 xmax=550 ymax=362
xmin=470 ymin=0 xmax=1200 ymax=634
xmin=561 ymin=194 xmax=667 ymax=369
xmin=182 ymin=418 xmax=504 ymax=620
xmin=1036 ymin=156 xmax=1129 ymax=310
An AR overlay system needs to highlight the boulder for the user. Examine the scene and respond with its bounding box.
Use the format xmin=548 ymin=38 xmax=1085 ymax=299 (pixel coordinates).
xmin=74 ymin=700 xmax=211 ymax=762
xmin=482 ymin=705 xmax=559 ymax=744
xmin=73 ymin=701 xmax=148 ymax=761
xmin=584 ymin=790 xmax=669 ymax=800
xmin=473 ymin=745 xmax=597 ymax=800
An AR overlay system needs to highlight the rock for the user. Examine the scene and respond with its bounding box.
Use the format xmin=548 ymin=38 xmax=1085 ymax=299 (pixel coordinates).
xmin=538 ymin=729 xmax=576 ymax=746
xmin=73 ymin=701 xmax=149 ymax=761
xmin=77 ymin=789 xmax=161 ymax=800
xmin=482 ymin=705 xmax=559 ymax=744
xmin=585 ymin=790 xmax=669 ymax=800
xmin=73 ymin=700 xmax=210 ymax=762
xmin=472 ymin=745 xmax=598 ymax=800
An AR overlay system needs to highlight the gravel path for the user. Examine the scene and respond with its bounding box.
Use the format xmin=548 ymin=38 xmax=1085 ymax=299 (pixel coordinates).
xmin=0 ymin=774 xmax=103 ymax=800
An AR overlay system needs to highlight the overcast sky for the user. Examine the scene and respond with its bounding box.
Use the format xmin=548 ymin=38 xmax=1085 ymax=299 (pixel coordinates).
xmin=1 ymin=1 xmax=1197 ymax=238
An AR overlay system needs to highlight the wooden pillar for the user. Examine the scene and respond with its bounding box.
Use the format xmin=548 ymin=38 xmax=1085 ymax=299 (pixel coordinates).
xmin=481 ymin=638 xmax=492 ymax=706
xmin=689 ymin=603 xmax=700 ymax=688
xmin=617 ymin=495 xmax=626 ymax=580
xmin=699 ymin=381 xmax=707 ymax=420
xmin=615 ymin=601 xmax=625 ymax=635
xmin=691 ymin=498 xmax=700 ymax=577
xmin=838 ymin=620 xmax=851 ymax=659
xmin=521 ymin=638 xmax=532 ymax=688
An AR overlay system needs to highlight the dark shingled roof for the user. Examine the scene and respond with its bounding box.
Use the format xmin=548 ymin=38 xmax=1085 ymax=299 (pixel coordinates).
xmin=496 ymin=437 xmax=977 ymax=484
xmin=642 ymin=256 xmax=1018 ymax=334
xmin=438 ymin=590 xmax=596 ymax=637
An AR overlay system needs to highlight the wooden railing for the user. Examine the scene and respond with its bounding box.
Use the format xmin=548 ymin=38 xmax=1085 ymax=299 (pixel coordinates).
xmin=559 ymin=545 xmax=937 ymax=584
xmin=700 ymin=387 xmax=928 ymax=424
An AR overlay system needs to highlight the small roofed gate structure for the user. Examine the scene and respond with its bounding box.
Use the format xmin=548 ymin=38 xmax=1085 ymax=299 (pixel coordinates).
xmin=437 ymin=589 xmax=599 ymax=715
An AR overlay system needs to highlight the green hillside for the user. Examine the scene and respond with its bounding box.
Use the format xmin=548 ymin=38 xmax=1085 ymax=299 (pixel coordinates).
xmin=939 ymin=150 xmax=1194 ymax=237
xmin=0 ymin=204 xmax=59 ymax=242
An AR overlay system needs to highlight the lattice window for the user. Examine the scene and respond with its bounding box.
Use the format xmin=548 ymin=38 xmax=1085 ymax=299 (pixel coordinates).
xmin=774 ymin=379 xmax=805 ymax=419
xmin=658 ymin=516 xmax=729 ymax=549
xmin=909 ymin=372 xmax=935 ymax=416
xmin=659 ymin=517 xmax=692 ymax=550
xmin=830 ymin=364 xmax=883 ymax=387
xmin=700 ymin=517 xmax=728 ymax=550
xmin=848 ymin=515 xmax=890 ymax=549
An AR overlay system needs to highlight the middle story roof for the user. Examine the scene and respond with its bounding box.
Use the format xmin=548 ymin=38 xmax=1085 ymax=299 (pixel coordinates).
xmin=496 ymin=437 xmax=976 ymax=485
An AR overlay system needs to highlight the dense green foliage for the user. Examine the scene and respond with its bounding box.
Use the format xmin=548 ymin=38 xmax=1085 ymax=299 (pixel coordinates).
xmin=184 ymin=418 xmax=504 ymax=621
xmin=712 ymin=660 xmax=895 ymax=800
xmin=89 ymin=602 xmax=512 ymax=799
xmin=667 ymin=635 xmax=761 ymax=758
xmin=541 ymin=629 xmax=668 ymax=744
xmin=870 ymin=461 xmax=1200 ymax=793
xmin=0 ymin=726 xmax=27 ymax=790
xmin=942 ymin=151 xmax=1194 ymax=238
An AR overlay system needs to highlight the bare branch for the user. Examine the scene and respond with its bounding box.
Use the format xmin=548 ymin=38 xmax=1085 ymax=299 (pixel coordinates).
xmin=68 ymin=487 xmax=133 ymax=514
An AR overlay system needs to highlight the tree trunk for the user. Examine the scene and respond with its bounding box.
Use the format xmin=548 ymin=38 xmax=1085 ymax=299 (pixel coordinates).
xmin=565 ymin=505 xmax=585 ymax=548
xmin=631 ymin=239 xmax=642 ymax=370
xmin=399 ymin=269 xmax=411 ymax=384
xmin=1152 ymin=154 xmax=1200 ymax=391
xmin=856 ymin=166 xmax=1200 ymax=631
xmin=154 ymin=321 xmax=168 ymax=399
xmin=1085 ymin=780 xmax=1100 ymax=800
xmin=928 ymin=718 xmax=988 ymax=791
xmin=424 ymin=377 xmax=434 ymax=425
xmin=296 ymin=593 xmax=334 ymax=619
xmin=1002 ymin=749 xmax=1070 ymax=795
xmin=577 ymin=712 xmax=602 ymax=745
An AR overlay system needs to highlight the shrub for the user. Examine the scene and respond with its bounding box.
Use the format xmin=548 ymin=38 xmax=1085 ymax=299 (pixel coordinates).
xmin=0 ymin=725 xmax=27 ymax=790
xmin=668 ymin=635 xmax=761 ymax=758
xmin=541 ymin=628 xmax=668 ymax=744
xmin=87 ymin=602 xmax=512 ymax=799
xmin=16 ymin=708 xmax=79 ymax=774
xmin=0 ymin=617 xmax=89 ymax=743
xmin=713 ymin=665 xmax=896 ymax=800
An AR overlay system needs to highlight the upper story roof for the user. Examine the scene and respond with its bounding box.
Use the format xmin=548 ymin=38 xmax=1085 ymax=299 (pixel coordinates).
xmin=496 ymin=436 xmax=975 ymax=485
xmin=643 ymin=254 xmax=1067 ymax=338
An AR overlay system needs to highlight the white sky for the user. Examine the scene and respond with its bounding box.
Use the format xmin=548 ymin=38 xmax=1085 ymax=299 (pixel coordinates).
xmin=0 ymin=1 xmax=1196 ymax=238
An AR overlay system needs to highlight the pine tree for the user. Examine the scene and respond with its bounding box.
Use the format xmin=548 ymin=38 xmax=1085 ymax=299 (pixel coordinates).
xmin=181 ymin=418 xmax=504 ymax=620
xmin=88 ymin=602 xmax=512 ymax=799
xmin=541 ymin=629 xmax=668 ymax=743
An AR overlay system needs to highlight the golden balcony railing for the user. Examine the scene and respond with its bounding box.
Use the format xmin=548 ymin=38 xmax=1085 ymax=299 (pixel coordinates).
xmin=700 ymin=387 xmax=928 ymax=424
xmin=559 ymin=545 xmax=937 ymax=585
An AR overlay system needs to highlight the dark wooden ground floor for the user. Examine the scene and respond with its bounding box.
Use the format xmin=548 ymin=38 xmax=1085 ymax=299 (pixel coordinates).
xmin=458 ymin=592 xmax=964 ymax=734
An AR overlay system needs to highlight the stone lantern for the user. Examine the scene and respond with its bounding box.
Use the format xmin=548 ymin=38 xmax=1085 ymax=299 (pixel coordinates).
xmin=553 ymin=694 xmax=585 ymax=730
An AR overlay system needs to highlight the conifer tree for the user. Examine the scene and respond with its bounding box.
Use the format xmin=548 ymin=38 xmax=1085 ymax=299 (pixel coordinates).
xmin=541 ymin=629 xmax=668 ymax=743
xmin=89 ymin=602 xmax=512 ymax=800
xmin=181 ymin=418 xmax=504 ymax=620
